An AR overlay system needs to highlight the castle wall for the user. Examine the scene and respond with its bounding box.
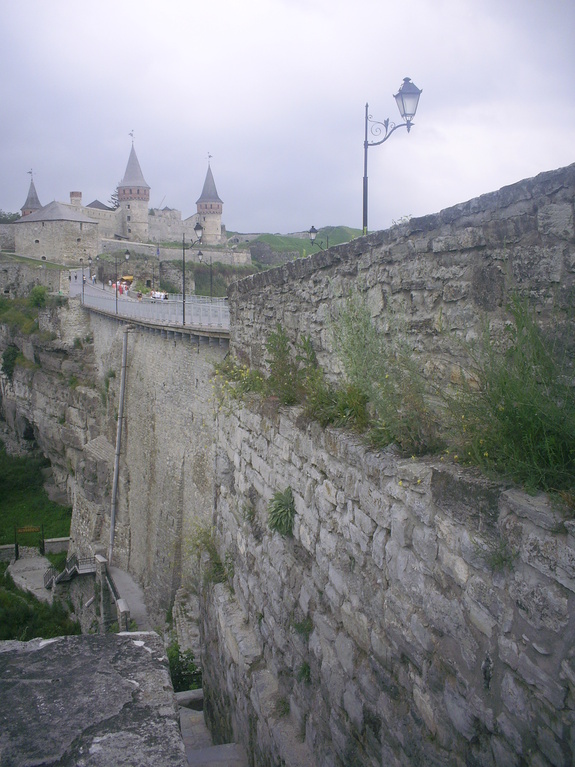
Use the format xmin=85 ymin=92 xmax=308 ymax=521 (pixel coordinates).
xmin=14 ymin=219 xmax=99 ymax=265
xmin=149 ymin=207 xmax=225 ymax=247
xmin=81 ymin=206 xmax=119 ymax=239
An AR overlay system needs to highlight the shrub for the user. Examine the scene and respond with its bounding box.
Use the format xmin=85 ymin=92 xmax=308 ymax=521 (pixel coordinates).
xmin=449 ymin=295 xmax=575 ymax=494
xmin=2 ymin=346 xmax=20 ymax=381
xmin=266 ymin=324 xmax=299 ymax=405
xmin=166 ymin=637 xmax=201 ymax=692
xmin=0 ymin=564 xmax=80 ymax=640
xmin=29 ymin=285 xmax=48 ymax=308
xmin=268 ymin=487 xmax=296 ymax=536
xmin=332 ymin=294 xmax=441 ymax=455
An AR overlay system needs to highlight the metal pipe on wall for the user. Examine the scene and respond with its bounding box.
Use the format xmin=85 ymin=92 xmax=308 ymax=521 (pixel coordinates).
xmin=108 ymin=325 xmax=131 ymax=564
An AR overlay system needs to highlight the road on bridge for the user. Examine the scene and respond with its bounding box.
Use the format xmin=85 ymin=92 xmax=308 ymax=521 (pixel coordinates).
xmin=68 ymin=271 xmax=229 ymax=330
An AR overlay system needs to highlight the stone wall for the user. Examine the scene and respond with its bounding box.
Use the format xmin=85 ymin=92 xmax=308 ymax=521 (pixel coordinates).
xmin=0 ymin=300 xmax=226 ymax=631
xmin=229 ymin=163 xmax=575 ymax=385
xmin=0 ymin=261 xmax=64 ymax=297
xmin=93 ymin=322 xmax=226 ymax=621
xmin=206 ymin=400 xmax=575 ymax=766
xmin=201 ymin=164 xmax=575 ymax=765
xmin=14 ymin=218 xmax=99 ymax=264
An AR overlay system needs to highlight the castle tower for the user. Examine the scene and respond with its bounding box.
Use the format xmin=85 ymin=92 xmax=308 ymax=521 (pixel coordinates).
xmin=196 ymin=164 xmax=223 ymax=245
xmin=117 ymin=142 xmax=150 ymax=241
xmin=21 ymin=173 xmax=42 ymax=217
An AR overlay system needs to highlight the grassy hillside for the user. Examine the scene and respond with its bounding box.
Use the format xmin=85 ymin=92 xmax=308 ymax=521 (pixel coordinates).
xmin=228 ymin=226 xmax=361 ymax=257
xmin=0 ymin=442 xmax=72 ymax=546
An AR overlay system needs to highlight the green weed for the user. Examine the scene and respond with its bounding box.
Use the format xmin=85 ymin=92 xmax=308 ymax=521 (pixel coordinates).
xmin=267 ymin=487 xmax=296 ymax=537
xmin=0 ymin=563 xmax=80 ymax=640
xmin=449 ymin=295 xmax=575 ymax=494
xmin=166 ymin=637 xmax=201 ymax=692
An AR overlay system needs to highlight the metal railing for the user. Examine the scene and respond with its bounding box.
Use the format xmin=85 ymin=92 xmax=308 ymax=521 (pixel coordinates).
xmin=71 ymin=280 xmax=229 ymax=330
xmin=44 ymin=554 xmax=97 ymax=589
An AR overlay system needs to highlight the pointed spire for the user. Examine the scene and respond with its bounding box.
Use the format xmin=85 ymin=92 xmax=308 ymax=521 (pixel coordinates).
xmin=196 ymin=164 xmax=223 ymax=205
xmin=21 ymin=171 xmax=42 ymax=216
xmin=119 ymin=144 xmax=149 ymax=190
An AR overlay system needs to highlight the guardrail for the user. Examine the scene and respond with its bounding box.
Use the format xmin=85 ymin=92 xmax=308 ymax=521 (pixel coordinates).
xmin=44 ymin=554 xmax=97 ymax=589
xmin=72 ymin=281 xmax=230 ymax=330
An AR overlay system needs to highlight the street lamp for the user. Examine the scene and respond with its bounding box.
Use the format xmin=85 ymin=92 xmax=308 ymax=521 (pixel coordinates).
xmin=308 ymin=226 xmax=329 ymax=251
xmin=198 ymin=251 xmax=213 ymax=299
xmin=80 ymin=257 xmax=85 ymax=303
xmin=96 ymin=255 xmax=104 ymax=288
xmin=182 ymin=222 xmax=203 ymax=325
xmin=115 ymin=250 xmax=130 ymax=315
xmin=88 ymin=256 xmax=93 ymax=286
xmin=363 ymin=77 xmax=422 ymax=235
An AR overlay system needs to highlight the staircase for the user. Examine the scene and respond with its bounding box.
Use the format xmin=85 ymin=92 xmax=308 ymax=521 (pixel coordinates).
xmin=176 ymin=690 xmax=248 ymax=767
xmin=44 ymin=554 xmax=97 ymax=589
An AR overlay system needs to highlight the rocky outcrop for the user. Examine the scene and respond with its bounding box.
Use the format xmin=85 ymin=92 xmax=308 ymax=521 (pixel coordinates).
xmin=0 ymin=632 xmax=188 ymax=767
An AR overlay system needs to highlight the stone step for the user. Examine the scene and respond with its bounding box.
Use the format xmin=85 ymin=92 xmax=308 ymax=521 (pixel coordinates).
xmin=180 ymin=708 xmax=213 ymax=751
xmin=186 ymin=743 xmax=249 ymax=767
xmin=179 ymin=706 xmax=248 ymax=767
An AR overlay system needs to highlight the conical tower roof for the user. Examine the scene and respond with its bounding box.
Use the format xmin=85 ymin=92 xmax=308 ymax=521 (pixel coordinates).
xmin=196 ymin=165 xmax=223 ymax=204
xmin=119 ymin=144 xmax=149 ymax=189
xmin=21 ymin=177 xmax=42 ymax=215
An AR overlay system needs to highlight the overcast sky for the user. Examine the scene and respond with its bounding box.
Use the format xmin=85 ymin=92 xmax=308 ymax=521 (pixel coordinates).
xmin=1 ymin=0 xmax=573 ymax=234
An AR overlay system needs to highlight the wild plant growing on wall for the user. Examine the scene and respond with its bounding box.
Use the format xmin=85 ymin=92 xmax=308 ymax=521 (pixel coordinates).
xmin=267 ymin=486 xmax=296 ymax=536
xmin=265 ymin=323 xmax=300 ymax=405
xmin=332 ymin=293 xmax=441 ymax=455
xmin=449 ymin=295 xmax=575 ymax=495
xmin=214 ymin=293 xmax=574 ymax=501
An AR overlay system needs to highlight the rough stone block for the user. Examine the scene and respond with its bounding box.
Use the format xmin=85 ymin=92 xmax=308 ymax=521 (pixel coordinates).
xmin=498 ymin=637 xmax=567 ymax=710
xmin=335 ymin=633 xmax=356 ymax=676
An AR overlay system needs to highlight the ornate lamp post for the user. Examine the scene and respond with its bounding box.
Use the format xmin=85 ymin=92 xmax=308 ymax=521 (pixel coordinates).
xmin=308 ymin=226 xmax=329 ymax=251
xmin=88 ymin=256 xmax=93 ymax=287
xmin=363 ymin=77 xmax=422 ymax=235
xmin=182 ymin=222 xmax=203 ymax=325
xmin=80 ymin=257 xmax=85 ymax=303
xmin=96 ymin=255 xmax=103 ymax=288
xmin=115 ymin=250 xmax=130 ymax=315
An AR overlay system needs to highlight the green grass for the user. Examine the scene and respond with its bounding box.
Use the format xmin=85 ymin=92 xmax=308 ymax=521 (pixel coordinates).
xmin=0 ymin=562 xmax=80 ymax=640
xmin=191 ymin=261 xmax=260 ymax=297
xmin=0 ymin=441 xmax=72 ymax=545
xmin=240 ymin=226 xmax=361 ymax=257
xmin=0 ymin=295 xmax=40 ymax=334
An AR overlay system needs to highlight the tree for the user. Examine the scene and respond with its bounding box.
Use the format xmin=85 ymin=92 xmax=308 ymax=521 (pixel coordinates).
xmin=0 ymin=210 xmax=20 ymax=223
xmin=108 ymin=185 xmax=120 ymax=210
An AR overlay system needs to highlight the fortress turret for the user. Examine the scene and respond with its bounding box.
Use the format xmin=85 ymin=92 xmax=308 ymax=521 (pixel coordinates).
xmin=196 ymin=164 xmax=223 ymax=245
xmin=21 ymin=174 xmax=42 ymax=217
xmin=117 ymin=143 xmax=150 ymax=241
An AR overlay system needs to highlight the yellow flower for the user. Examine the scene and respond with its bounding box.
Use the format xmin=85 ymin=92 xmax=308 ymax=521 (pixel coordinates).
xmin=483 ymin=451 xmax=489 ymax=457
xmin=398 ymin=480 xmax=403 ymax=486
